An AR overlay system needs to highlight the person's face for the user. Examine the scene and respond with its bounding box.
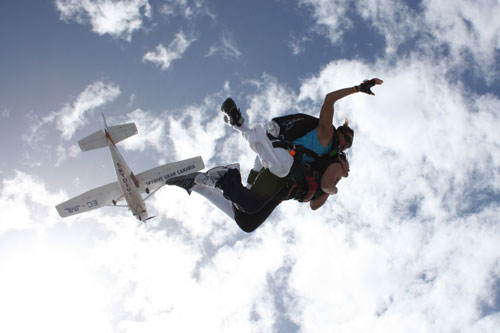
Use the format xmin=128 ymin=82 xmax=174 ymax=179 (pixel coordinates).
xmin=339 ymin=131 xmax=353 ymax=151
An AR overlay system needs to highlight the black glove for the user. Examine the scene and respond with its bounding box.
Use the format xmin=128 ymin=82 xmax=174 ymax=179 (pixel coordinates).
xmin=355 ymin=79 xmax=377 ymax=95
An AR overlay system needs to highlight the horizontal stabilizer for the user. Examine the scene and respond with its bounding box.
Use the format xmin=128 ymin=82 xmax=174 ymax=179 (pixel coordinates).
xmin=78 ymin=123 xmax=138 ymax=152
xmin=107 ymin=123 xmax=138 ymax=144
xmin=79 ymin=130 xmax=107 ymax=151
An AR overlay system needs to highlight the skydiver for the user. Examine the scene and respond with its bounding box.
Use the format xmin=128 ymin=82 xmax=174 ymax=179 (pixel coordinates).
xmin=167 ymin=78 xmax=383 ymax=232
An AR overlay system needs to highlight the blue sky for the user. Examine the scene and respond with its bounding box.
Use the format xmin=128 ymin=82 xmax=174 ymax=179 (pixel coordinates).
xmin=1 ymin=1 xmax=500 ymax=332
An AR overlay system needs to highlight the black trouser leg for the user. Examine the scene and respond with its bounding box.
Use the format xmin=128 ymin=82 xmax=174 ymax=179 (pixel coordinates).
xmin=217 ymin=169 xmax=272 ymax=214
xmin=232 ymin=200 xmax=280 ymax=233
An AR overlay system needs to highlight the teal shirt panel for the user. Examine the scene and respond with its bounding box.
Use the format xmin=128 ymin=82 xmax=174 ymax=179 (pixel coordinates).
xmin=293 ymin=128 xmax=333 ymax=164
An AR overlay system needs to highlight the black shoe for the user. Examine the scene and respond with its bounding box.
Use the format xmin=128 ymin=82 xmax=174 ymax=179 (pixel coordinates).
xmin=221 ymin=97 xmax=244 ymax=127
xmin=194 ymin=163 xmax=240 ymax=189
xmin=214 ymin=167 xmax=241 ymax=190
xmin=166 ymin=172 xmax=200 ymax=195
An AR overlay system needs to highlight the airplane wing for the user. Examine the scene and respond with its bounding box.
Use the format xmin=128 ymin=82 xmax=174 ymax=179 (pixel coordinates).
xmin=56 ymin=156 xmax=204 ymax=217
xmin=136 ymin=156 xmax=205 ymax=194
xmin=56 ymin=181 xmax=123 ymax=218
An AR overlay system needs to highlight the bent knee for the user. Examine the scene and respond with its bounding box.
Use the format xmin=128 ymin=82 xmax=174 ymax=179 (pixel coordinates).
xmin=239 ymin=224 xmax=258 ymax=233
xmin=234 ymin=217 xmax=260 ymax=233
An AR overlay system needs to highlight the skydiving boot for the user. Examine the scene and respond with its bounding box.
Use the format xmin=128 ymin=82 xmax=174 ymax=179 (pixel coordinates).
xmin=194 ymin=163 xmax=240 ymax=188
xmin=166 ymin=172 xmax=201 ymax=195
xmin=165 ymin=172 xmax=201 ymax=195
xmin=221 ymin=98 xmax=244 ymax=127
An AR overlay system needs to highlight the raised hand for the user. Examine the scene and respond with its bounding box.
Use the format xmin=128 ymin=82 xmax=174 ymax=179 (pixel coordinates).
xmin=355 ymin=78 xmax=383 ymax=95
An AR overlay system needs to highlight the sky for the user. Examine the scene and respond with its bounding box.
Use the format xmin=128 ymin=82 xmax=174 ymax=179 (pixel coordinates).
xmin=1 ymin=0 xmax=500 ymax=332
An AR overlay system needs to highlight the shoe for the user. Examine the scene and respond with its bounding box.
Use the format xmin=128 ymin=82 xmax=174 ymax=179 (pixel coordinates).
xmin=166 ymin=172 xmax=200 ymax=195
xmin=195 ymin=163 xmax=240 ymax=188
xmin=221 ymin=98 xmax=244 ymax=127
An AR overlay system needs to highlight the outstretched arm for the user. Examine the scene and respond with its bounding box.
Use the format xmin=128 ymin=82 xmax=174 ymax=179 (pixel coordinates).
xmin=317 ymin=87 xmax=355 ymax=145
xmin=316 ymin=78 xmax=383 ymax=145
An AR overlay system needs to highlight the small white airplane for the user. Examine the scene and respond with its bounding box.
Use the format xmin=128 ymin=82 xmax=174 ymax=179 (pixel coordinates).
xmin=56 ymin=115 xmax=204 ymax=221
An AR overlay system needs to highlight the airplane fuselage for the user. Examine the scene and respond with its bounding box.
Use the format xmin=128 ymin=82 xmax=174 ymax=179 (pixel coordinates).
xmin=105 ymin=129 xmax=148 ymax=221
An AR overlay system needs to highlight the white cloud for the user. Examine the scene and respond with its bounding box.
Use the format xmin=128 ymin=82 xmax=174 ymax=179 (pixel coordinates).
xmin=300 ymin=0 xmax=500 ymax=80
xmin=160 ymin=0 xmax=209 ymax=19
xmin=206 ymin=32 xmax=242 ymax=60
xmin=55 ymin=0 xmax=152 ymax=41
xmin=0 ymin=245 xmax=113 ymax=333
xmin=143 ymin=31 xmax=196 ymax=70
xmin=288 ymin=33 xmax=311 ymax=56
xmin=166 ymin=93 xmax=228 ymax=161
xmin=355 ymin=0 xmax=423 ymax=55
xmin=0 ymin=171 xmax=116 ymax=333
xmin=286 ymin=207 xmax=500 ymax=332
xmin=22 ymin=81 xmax=120 ymax=167
xmin=119 ymin=109 xmax=167 ymax=153
xmin=422 ymin=0 xmax=500 ymax=80
xmin=355 ymin=0 xmax=500 ymax=78
xmin=0 ymin=171 xmax=63 ymax=234
xmin=298 ymin=0 xmax=353 ymax=44
xmin=57 ymin=81 xmax=121 ymax=140
xmin=24 ymin=81 xmax=120 ymax=144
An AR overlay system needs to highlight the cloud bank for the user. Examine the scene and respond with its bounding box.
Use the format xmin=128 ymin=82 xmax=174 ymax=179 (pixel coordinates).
xmin=11 ymin=54 xmax=500 ymax=331
xmin=54 ymin=56 xmax=498 ymax=331
xmin=300 ymin=0 xmax=500 ymax=79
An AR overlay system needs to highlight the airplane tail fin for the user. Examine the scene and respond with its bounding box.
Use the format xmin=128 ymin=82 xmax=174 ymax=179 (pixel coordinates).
xmin=79 ymin=123 xmax=138 ymax=152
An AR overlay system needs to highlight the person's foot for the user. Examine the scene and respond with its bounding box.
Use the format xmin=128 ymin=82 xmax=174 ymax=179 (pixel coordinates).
xmin=166 ymin=172 xmax=200 ymax=195
xmin=195 ymin=163 xmax=240 ymax=188
xmin=221 ymin=98 xmax=244 ymax=127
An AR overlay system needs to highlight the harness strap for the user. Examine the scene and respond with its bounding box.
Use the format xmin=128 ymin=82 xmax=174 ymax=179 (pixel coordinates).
xmin=271 ymin=140 xmax=294 ymax=150
xmin=271 ymin=140 xmax=321 ymax=160
xmin=265 ymin=140 xmax=343 ymax=203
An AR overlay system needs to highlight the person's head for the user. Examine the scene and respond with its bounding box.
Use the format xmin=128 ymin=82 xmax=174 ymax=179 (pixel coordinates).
xmin=337 ymin=119 xmax=354 ymax=151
